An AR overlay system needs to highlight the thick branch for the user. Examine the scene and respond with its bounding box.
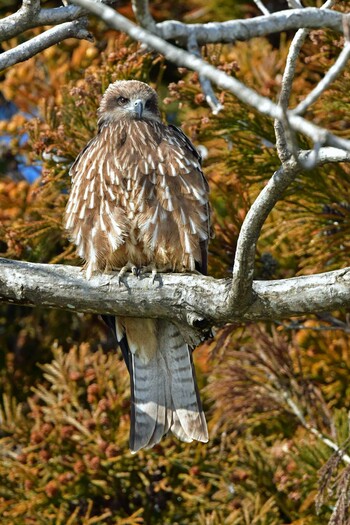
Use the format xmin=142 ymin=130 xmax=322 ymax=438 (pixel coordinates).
xmin=71 ymin=0 xmax=350 ymax=152
xmin=230 ymin=160 xmax=301 ymax=310
xmin=228 ymin=147 xmax=350 ymax=310
xmin=2 ymin=5 xmax=342 ymax=45
xmin=0 ymin=259 xmax=349 ymax=325
xmin=0 ymin=20 xmax=92 ymax=71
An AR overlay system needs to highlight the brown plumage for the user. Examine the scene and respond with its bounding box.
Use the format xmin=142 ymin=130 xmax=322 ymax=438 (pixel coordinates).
xmin=65 ymin=80 xmax=210 ymax=452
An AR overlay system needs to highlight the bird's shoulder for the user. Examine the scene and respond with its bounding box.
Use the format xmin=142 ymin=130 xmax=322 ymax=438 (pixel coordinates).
xmin=165 ymin=124 xmax=202 ymax=165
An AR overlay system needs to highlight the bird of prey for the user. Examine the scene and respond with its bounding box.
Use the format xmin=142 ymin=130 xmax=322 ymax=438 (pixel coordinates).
xmin=65 ymin=80 xmax=210 ymax=452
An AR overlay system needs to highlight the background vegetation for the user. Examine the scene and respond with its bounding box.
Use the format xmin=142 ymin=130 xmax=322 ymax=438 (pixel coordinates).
xmin=0 ymin=0 xmax=349 ymax=523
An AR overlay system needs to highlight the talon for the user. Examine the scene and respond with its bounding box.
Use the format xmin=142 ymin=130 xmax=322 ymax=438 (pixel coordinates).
xmin=131 ymin=266 xmax=141 ymax=279
xmin=150 ymin=268 xmax=157 ymax=286
xmin=117 ymin=265 xmax=129 ymax=287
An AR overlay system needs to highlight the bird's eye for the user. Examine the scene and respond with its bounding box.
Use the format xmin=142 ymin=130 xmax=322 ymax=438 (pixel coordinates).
xmin=145 ymin=99 xmax=152 ymax=110
xmin=116 ymin=96 xmax=129 ymax=105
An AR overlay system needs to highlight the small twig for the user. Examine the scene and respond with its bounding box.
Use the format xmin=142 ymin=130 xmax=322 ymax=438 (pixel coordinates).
xmin=253 ymin=0 xmax=270 ymax=16
xmin=187 ymin=33 xmax=223 ymax=115
xmin=0 ymin=20 xmax=92 ymax=71
xmin=287 ymin=0 xmax=303 ymax=8
xmin=292 ymin=42 xmax=350 ymax=116
xmin=282 ymin=390 xmax=350 ymax=464
xmin=275 ymin=320 xmax=350 ymax=334
xmin=198 ymin=76 xmax=224 ymax=115
xmin=274 ymin=0 xmax=336 ymax=162
xmin=317 ymin=312 xmax=350 ymax=329
xmin=274 ymin=27 xmax=309 ymax=162
xmin=131 ymin=0 xmax=157 ymax=32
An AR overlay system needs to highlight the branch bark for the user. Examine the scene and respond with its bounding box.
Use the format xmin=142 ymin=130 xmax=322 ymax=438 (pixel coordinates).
xmin=155 ymin=8 xmax=344 ymax=44
xmin=0 ymin=258 xmax=349 ymax=326
xmin=228 ymin=146 xmax=350 ymax=311
xmin=229 ymin=161 xmax=301 ymax=311
xmin=274 ymin=27 xmax=309 ymax=162
xmin=131 ymin=0 xmax=157 ymax=31
xmin=0 ymin=3 xmax=85 ymax=42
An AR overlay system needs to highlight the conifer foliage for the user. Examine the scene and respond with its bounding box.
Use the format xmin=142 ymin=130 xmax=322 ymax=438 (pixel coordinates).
xmin=0 ymin=1 xmax=350 ymax=523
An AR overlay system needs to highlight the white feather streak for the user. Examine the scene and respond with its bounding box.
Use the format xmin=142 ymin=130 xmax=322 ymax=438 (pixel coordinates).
xmin=78 ymin=203 xmax=86 ymax=220
xmin=183 ymin=232 xmax=192 ymax=253
xmin=88 ymin=192 xmax=95 ymax=209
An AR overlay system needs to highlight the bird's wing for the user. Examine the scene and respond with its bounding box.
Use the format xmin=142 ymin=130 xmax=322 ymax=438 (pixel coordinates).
xmin=166 ymin=124 xmax=210 ymax=275
xmin=65 ymin=124 xmax=130 ymax=278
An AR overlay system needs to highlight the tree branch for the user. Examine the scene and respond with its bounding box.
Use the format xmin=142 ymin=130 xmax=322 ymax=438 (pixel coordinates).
xmin=131 ymin=0 xmax=157 ymax=32
xmin=70 ymin=0 xmax=350 ymax=152
xmin=273 ymin=0 xmax=347 ymax=160
xmin=282 ymin=390 xmax=350 ymax=464
xmin=273 ymin=0 xmax=335 ymax=160
xmin=253 ymin=0 xmax=271 ymax=17
xmin=0 ymin=258 xmax=349 ymax=327
xmin=274 ymin=27 xmax=309 ymax=162
xmin=293 ymin=41 xmax=350 ymax=116
xmin=187 ymin=32 xmax=223 ymax=115
xmin=229 ymin=160 xmax=301 ymax=311
xmin=0 ymin=3 xmax=85 ymax=43
xmin=227 ymin=145 xmax=350 ymax=311
xmin=155 ymin=8 xmax=344 ymax=45
xmin=0 ymin=20 xmax=93 ymax=71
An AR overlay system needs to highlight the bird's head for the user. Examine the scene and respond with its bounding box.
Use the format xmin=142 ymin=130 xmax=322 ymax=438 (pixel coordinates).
xmin=98 ymin=80 xmax=161 ymax=125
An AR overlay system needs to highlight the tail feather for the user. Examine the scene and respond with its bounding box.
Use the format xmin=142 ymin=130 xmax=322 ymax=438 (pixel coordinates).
xmin=158 ymin=320 xmax=209 ymax=443
xmin=122 ymin=318 xmax=208 ymax=452
xmin=170 ymin=412 xmax=194 ymax=443
xmin=147 ymin=351 xmax=173 ymax=447
xmin=130 ymin=353 xmax=158 ymax=452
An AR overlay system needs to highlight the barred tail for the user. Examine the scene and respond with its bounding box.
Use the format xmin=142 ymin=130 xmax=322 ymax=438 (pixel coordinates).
xmin=121 ymin=318 xmax=208 ymax=452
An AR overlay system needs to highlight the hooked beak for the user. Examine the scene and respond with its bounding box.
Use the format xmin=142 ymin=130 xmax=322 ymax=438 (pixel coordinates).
xmin=133 ymin=99 xmax=144 ymax=118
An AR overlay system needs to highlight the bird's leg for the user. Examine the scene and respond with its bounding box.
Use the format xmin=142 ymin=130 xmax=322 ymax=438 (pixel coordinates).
xmin=117 ymin=263 xmax=133 ymax=286
xmin=150 ymin=267 xmax=157 ymax=286
xmin=117 ymin=264 xmax=129 ymax=286
xmin=117 ymin=263 xmax=142 ymax=286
